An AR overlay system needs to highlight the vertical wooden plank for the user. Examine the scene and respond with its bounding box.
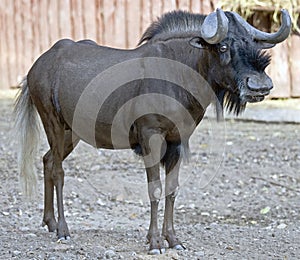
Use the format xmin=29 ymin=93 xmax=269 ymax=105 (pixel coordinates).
xmin=13 ymin=0 xmax=24 ymax=84
xmin=78 ymin=0 xmax=85 ymax=40
xmin=0 ymin=2 xmax=3 ymax=87
xmin=95 ymin=0 xmax=105 ymax=44
xmin=48 ymin=0 xmax=60 ymax=45
xmin=267 ymin=42 xmax=291 ymax=98
xmin=0 ymin=16 xmax=5 ymax=87
xmin=114 ymin=0 xmax=126 ymax=48
xmin=126 ymin=0 xmax=141 ymax=48
xmin=290 ymin=35 xmax=300 ymax=97
xmin=4 ymin=0 xmax=13 ymax=87
xmin=21 ymin=0 xmax=34 ymax=75
xmin=82 ymin=0 xmax=97 ymax=41
xmin=102 ymin=0 xmax=115 ymax=46
xmin=3 ymin=0 xmax=11 ymax=87
xmin=69 ymin=0 xmax=76 ymax=39
xmin=38 ymin=0 xmax=50 ymax=53
xmin=0 ymin=1 xmax=9 ymax=89
xmin=31 ymin=0 xmax=42 ymax=64
xmin=201 ymin=0 xmax=213 ymax=14
xmin=162 ymin=0 xmax=176 ymax=13
xmin=210 ymin=0 xmax=219 ymax=11
xmin=176 ymin=0 xmax=190 ymax=11
xmin=5 ymin=0 xmax=18 ymax=87
xmin=58 ymin=0 xmax=72 ymax=39
xmin=190 ymin=0 xmax=202 ymax=13
xmin=151 ymin=0 xmax=163 ymax=22
xmin=70 ymin=0 xmax=85 ymax=40
xmin=140 ymin=0 xmax=152 ymax=38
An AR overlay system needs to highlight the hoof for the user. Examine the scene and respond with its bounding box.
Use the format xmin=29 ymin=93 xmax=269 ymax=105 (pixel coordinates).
xmin=173 ymin=244 xmax=186 ymax=251
xmin=57 ymin=236 xmax=71 ymax=242
xmin=42 ymin=219 xmax=57 ymax=232
xmin=148 ymin=248 xmax=166 ymax=255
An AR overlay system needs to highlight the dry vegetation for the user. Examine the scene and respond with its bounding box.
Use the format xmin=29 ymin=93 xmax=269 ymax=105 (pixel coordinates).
xmin=219 ymin=0 xmax=300 ymax=32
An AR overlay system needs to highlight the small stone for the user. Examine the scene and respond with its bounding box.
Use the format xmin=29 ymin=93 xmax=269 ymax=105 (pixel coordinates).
xmin=260 ymin=206 xmax=271 ymax=215
xmin=195 ymin=251 xmax=205 ymax=257
xmin=19 ymin=226 xmax=30 ymax=232
xmin=91 ymin=165 xmax=101 ymax=171
xmin=173 ymin=244 xmax=185 ymax=251
xmin=105 ymin=249 xmax=116 ymax=259
xmin=225 ymin=245 xmax=234 ymax=250
xmin=148 ymin=248 xmax=166 ymax=255
xmin=277 ymin=223 xmax=287 ymax=229
xmin=12 ymin=250 xmax=22 ymax=257
xmin=201 ymin=212 xmax=210 ymax=216
xmin=25 ymin=233 xmax=37 ymax=238
xmin=166 ymin=250 xmax=179 ymax=259
xmin=209 ymin=222 xmax=219 ymax=229
xmin=2 ymin=211 xmax=9 ymax=216
xmin=188 ymin=203 xmax=195 ymax=209
xmin=18 ymin=209 xmax=22 ymax=216
xmin=97 ymin=198 xmax=106 ymax=206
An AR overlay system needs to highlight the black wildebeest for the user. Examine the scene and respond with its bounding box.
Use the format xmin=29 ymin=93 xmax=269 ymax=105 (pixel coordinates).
xmin=14 ymin=9 xmax=291 ymax=254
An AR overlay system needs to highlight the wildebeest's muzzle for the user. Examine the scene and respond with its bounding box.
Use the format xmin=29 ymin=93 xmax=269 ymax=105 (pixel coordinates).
xmin=240 ymin=73 xmax=273 ymax=103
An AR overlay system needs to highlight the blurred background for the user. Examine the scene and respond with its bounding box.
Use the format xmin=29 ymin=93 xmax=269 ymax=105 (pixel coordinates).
xmin=0 ymin=0 xmax=299 ymax=98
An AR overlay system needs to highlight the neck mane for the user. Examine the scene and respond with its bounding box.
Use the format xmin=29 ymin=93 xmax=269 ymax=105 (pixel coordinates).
xmin=139 ymin=10 xmax=205 ymax=45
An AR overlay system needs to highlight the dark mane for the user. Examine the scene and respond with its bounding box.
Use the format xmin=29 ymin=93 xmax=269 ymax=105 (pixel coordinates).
xmin=224 ymin=91 xmax=246 ymax=115
xmin=215 ymin=89 xmax=246 ymax=120
xmin=139 ymin=10 xmax=205 ymax=45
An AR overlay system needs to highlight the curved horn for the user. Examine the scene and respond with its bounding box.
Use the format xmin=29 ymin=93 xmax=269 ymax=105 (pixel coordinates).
xmin=232 ymin=9 xmax=291 ymax=44
xmin=201 ymin=8 xmax=229 ymax=44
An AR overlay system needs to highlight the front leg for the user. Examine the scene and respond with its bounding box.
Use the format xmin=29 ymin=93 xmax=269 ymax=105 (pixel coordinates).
xmin=140 ymin=128 xmax=166 ymax=254
xmin=163 ymin=191 xmax=185 ymax=250
xmin=162 ymin=143 xmax=185 ymax=250
xmin=146 ymin=165 xmax=165 ymax=254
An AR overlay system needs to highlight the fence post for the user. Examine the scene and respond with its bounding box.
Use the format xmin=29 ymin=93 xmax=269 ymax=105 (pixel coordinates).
xmin=290 ymin=34 xmax=300 ymax=97
xmin=268 ymin=41 xmax=291 ymax=98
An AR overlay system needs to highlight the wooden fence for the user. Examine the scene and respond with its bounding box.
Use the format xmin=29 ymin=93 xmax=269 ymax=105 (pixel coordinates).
xmin=0 ymin=0 xmax=299 ymax=97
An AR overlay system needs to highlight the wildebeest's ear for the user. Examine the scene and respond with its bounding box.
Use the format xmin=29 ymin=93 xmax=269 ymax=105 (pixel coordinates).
xmin=189 ymin=37 xmax=205 ymax=49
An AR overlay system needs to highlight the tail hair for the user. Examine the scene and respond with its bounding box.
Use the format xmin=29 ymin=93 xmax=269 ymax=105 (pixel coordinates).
xmin=14 ymin=77 xmax=40 ymax=197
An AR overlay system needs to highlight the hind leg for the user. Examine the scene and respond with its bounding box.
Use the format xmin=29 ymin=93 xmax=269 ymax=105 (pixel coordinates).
xmin=42 ymin=150 xmax=56 ymax=232
xmin=42 ymin=130 xmax=79 ymax=236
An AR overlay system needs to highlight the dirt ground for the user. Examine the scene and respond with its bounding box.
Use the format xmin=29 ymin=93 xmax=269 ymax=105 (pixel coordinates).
xmin=0 ymin=98 xmax=299 ymax=259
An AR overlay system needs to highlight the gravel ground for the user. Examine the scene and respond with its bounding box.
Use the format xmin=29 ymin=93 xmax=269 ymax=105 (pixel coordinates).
xmin=0 ymin=98 xmax=299 ymax=259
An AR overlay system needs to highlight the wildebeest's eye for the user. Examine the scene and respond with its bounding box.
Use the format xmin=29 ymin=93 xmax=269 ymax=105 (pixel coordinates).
xmin=219 ymin=45 xmax=228 ymax=53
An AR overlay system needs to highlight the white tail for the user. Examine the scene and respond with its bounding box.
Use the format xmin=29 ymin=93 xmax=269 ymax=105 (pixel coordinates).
xmin=14 ymin=78 xmax=40 ymax=196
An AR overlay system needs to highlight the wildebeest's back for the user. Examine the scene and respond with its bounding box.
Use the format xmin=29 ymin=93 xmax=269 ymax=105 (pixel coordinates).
xmin=27 ymin=39 xmax=142 ymax=127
